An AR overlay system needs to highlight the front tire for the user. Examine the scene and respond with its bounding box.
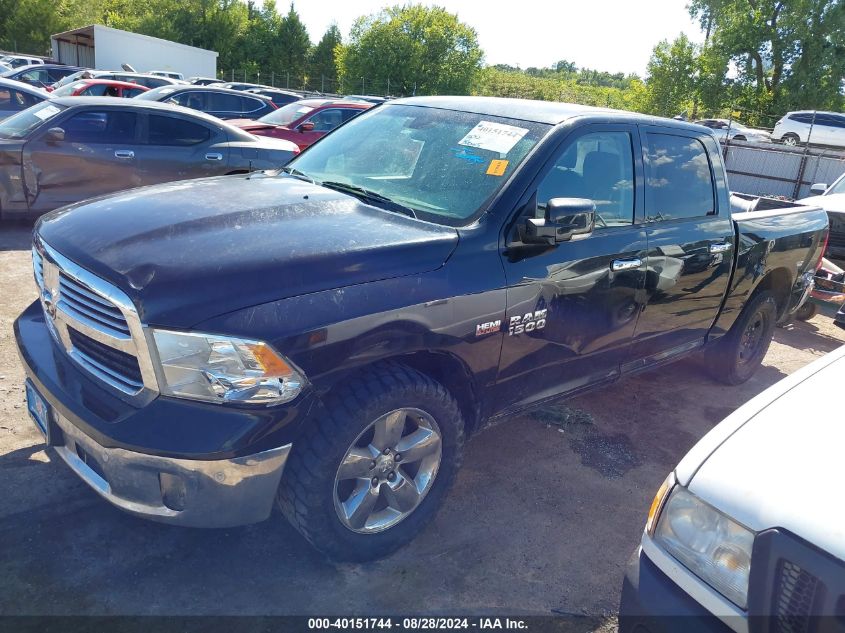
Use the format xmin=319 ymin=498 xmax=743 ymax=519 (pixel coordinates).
xmin=277 ymin=363 xmax=465 ymax=561
xmin=707 ymin=291 xmax=778 ymax=385
xmin=781 ymin=133 xmax=800 ymax=147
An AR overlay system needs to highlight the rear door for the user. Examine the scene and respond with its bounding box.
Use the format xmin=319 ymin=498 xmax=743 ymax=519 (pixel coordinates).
xmin=134 ymin=111 xmax=230 ymax=185
xmin=626 ymin=127 xmax=734 ymax=368
xmin=23 ymin=108 xmax=141 ymax=211
xmin=495 ymin=124 xmax=649 ymax=412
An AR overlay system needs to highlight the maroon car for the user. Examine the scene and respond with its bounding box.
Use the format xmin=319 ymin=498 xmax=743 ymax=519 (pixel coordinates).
xmin=228 ymin=99 xmax=372 ymax=150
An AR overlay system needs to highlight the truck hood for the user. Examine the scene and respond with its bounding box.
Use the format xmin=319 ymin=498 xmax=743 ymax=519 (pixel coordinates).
xmin=36 ymin=174 xmax=459 ymax=328
xmin=680 ymin=346 xmax=845 ymax=563
xmin=797 ymin=193 xmax=845 ymax=214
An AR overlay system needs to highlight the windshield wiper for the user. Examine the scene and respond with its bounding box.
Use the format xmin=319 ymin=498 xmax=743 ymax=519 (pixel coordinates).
xmin=280 ymin=166 xmax=315 ymax=183
xmin=320 ymin=181 xmax=417 ymax=219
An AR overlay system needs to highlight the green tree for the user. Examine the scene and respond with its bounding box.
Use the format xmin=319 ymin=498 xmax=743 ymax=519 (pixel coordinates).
xmin=336 ymin=4 xmax=483 ymax=96
xmin=309 ymin=23 xmax=341 ymax=90
xmin=689 ymin=0 xmax=845 ymax=115
xmin=274 ymin=2 xmax=310 ymax=86
xmin=641 ymin=33 xmax=697 ymax=117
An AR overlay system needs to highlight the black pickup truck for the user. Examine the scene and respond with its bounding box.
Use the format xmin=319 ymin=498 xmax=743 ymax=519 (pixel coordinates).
xmin=15 ymin=97 xmax=828 ymax=561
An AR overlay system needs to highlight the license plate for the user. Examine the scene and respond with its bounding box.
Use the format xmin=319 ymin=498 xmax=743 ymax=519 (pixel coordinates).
xmin=25 ymin=381 xmax=51 ymax=441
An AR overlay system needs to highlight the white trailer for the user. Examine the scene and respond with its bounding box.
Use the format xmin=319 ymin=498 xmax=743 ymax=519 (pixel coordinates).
xmin=51 ymin=25 xmax=217 ymax=78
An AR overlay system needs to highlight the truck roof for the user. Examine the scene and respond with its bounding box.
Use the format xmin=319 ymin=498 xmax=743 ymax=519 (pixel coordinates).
xmin=393 ymin=96 xmax=709 ymax=133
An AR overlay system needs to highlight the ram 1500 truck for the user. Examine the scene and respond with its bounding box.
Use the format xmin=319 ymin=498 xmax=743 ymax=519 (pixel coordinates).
xmin=15 ymin=97 xmax=829 ymax=561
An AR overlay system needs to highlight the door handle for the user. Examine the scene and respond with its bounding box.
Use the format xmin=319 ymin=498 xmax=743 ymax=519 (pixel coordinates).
xmin=114 ymin=150 xmax=134 ymax=159
xmin=709 ymin=242 xmax=732 ymax=253
xmin=611 ymin=258 xmax=642 ymax=272
xmin=205 ymin=152 xmax=223 ymax=161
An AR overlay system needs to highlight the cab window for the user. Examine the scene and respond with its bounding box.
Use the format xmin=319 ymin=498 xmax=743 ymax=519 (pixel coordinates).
xmin=537 ymin=131 xmax=635 ymax=228
xmin=644 ymin=134 xmax=715 ymax=221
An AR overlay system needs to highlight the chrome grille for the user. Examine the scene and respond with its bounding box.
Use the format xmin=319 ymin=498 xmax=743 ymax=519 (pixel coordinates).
xmin=58 ymin=272 xmax=131 ymax=338
xmin=33 ymin=238 xmax=158 ymax=401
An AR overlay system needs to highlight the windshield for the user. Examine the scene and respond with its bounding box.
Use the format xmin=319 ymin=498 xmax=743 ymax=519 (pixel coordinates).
xmin=50 ymin=81 xmax=87 ymax=97
xmin=287 ymin=104 xmax=549 ymax=225
xmin=0 ymin=101 xmax=65 ymax=139
xmin=828 ymin=175 xmax=845 ymax=196
xmin=258 ymin=102 xmax=315 ymax=126
xmin=134 ymin=86 xmax=176 ymax=101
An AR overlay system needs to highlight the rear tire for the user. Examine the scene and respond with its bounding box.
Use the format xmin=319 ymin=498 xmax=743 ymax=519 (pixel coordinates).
xmin=277 ymin=362 xmax=465 ymax=562
xmin=707 ymin=291 xmax=778 ymax=385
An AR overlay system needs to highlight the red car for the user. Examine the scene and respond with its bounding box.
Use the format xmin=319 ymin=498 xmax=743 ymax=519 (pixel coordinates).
xmin=49 ymin=79 xmax=150 ymax=99
xmin=228 ymin=99 xmax=372 ymax=150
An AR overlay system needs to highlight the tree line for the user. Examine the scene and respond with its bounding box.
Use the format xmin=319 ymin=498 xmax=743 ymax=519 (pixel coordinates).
xmin=1 ymin=0 xmax=842 ymax=125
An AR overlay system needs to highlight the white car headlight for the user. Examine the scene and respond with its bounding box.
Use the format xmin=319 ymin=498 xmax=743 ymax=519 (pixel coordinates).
xmin=653 ymin=486 xmax=755 ymax=609
xmin=151 ymin=329 xmax=304 ymax=405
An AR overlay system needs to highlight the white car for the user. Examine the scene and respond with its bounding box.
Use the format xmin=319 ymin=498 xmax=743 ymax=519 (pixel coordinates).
xmin=695 ymin=119 xmax=772 ymax=143
xmin=798 ymin=172 xmax=845 ymax=260
xmin=0 ymin=55 xmax=44 ymax=69
xmin=773 ymin=110 xmax=845 ymax=148
xmin=621 ymin=343 xmax=845 ymax=632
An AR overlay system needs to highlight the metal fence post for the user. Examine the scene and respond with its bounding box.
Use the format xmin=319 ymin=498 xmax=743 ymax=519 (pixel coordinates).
xmin=793 ymin=111 xmax=818 ymax=199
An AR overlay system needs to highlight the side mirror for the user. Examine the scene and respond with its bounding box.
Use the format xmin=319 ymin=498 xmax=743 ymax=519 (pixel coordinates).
xmin=298 ymin=121 xmax=315 ymax=132
xmin=810 ymin=183 xmax=828 ymax=196
xmin=45 ymin=127 xmax=65 ymax=143
xmin=523 ymin=198 xmax=595 ymax=245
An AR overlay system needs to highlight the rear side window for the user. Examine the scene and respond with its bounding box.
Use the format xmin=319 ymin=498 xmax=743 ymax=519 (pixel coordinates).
xmin=790 ymin=113 xmax=815 ymax=124
xmin=206 ymin=92 xmax=242 ymax=112
xmin=62 ymin=111 xmax=138 ymax=144
xmin=147 ymin=114 xmax=211 ymax=146
xmin=645 ymin=133 xmax=715 ymax=221
xmin=240 ymin=96 xmax=267 ymax=113
xmin=124 ymin=87 xmax=145 ymax=98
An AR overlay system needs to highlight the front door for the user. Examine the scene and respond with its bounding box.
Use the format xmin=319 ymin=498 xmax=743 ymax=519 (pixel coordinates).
xmin=495 ymin=125 xmax=648 ymax=414
xmin=23 ymin=108 xmax=141 ymax=212
xmin=627 ymin=128 xmax=734 ymax=366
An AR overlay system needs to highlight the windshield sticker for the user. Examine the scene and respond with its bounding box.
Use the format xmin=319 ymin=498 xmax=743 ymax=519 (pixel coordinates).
xmin=458 ymin=120 xmax=529 ymax=154
xmin=486 ymin=159 xmax=509 ymax=176
xmin=33 ymin=105 xmax=60 ymax=121
xmin=450 ymin=147 xmax=485 ymax=164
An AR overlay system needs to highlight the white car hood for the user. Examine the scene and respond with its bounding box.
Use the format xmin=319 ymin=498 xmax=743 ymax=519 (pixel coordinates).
xmin=680 ymin=345 xmax=845 ymax=562
xmin=797 ymin=193 xmax=845 ymax=214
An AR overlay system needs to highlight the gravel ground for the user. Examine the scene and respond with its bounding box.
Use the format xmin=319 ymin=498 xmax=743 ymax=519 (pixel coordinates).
xmin=1 ymin=222 xmax=842 ymax=623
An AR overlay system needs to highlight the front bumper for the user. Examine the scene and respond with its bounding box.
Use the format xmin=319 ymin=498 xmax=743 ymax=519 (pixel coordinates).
xmin=15 ymin=300 xmax=306 ymax=527
xmin=50 ymin=409 xmax=289 ymax=527
xmin=619 ymin=548 xmax=734 ymax=633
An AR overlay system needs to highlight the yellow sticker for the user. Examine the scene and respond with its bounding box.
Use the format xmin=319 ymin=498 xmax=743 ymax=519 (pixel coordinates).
xmin=486 ymin=159 xmax=509 ymax=176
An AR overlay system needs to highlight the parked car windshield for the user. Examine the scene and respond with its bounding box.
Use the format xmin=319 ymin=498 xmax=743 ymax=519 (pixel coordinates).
xmin=50 ymin=81 xmax=88 ymax=97
xmin=287 ymin=104 xmax=550 ymax=225
xmin=0 ymin=101 xmax=65 ymax=139
xmin=258 ymin=102 xmax=315 ymax=126
xmin=827 ymin=176 xmax=845 ymax=196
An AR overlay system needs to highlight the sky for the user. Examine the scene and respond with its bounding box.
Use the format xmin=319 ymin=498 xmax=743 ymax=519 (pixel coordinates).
xmin=292 ymin=0 xmax=706 ymax=77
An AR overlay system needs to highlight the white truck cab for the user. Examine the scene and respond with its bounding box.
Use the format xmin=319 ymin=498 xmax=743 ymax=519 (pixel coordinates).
xmin=621 ymin=343 xmax=845 ymax=633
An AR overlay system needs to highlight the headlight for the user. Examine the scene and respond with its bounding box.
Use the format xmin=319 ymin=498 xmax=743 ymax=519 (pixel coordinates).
xmin=151 ymin=329 xmax=304 ymax=405
xmin=653 ymin=486 xmax=754 ymax=609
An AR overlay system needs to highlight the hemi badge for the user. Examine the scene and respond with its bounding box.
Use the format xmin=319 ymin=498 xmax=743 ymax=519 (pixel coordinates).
xmin=475 ymin=320 xmax=502 ymax=337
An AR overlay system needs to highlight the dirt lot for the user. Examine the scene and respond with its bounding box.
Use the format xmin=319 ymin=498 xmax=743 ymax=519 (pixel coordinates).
xmin=1 ymin=222 xmax=842 ymax=621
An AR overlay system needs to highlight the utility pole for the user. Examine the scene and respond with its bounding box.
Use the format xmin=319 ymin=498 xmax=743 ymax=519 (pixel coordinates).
xmin=362 ymin=77 xmax=365 ymax=93
xmin=286 ymin=71 xmax=290 ymax=88
xmin=321 ymin=75 xmax=325 ymax=93
xmin=387 ymin=77 xmax=390 ymax=95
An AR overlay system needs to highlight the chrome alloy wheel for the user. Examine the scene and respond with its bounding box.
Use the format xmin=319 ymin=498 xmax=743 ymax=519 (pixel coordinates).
xmin=333 ymin=408 xmax=443 ymax=534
